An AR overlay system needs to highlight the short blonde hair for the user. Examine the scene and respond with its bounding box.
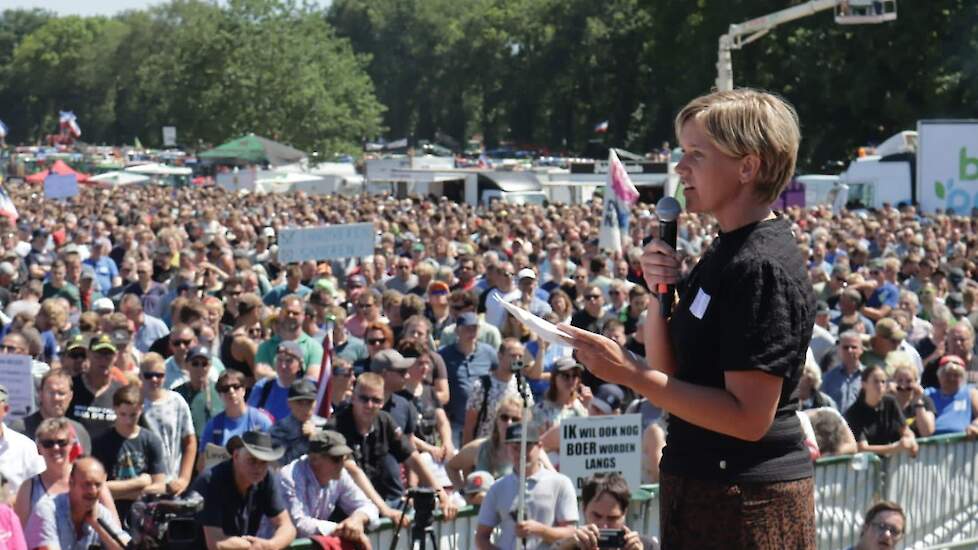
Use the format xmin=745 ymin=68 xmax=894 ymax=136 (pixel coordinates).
xmin=675 ymin=88 xmax=800 ymax=204
xmin=355 ymin=372 xmax=384 ymax=393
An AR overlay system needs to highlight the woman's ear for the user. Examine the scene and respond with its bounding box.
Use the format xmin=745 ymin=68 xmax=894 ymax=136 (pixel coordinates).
xmin=739 ymin=154 xmax=761 ymax=185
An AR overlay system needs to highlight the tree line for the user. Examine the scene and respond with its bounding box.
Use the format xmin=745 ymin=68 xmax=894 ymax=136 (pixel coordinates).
xmin=1 ymin=0 xmax=976 ymax=168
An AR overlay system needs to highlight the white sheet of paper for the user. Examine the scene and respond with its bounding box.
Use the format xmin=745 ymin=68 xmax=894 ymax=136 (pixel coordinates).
xmin=500 ymin=300 xmax=574 ymax=346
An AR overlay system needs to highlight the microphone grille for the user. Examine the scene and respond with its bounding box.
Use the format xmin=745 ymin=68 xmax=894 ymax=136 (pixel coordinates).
xmin=655 ymin=196 xmax=682 ymax=223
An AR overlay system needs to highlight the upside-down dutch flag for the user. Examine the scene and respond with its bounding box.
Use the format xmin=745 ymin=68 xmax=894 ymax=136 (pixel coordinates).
xmin=0 ymin=119 xmax=8 ymax=139
xmin=314 ymin=327 xmax=334 ymax=418
xmin=598 ymin=148 xmax=639 ymax=254
xmin=594 ymin=120 xmax=609 ymax=133
xmin=0 ymin=184 xmax=18 ymax=221
xmin=59 ymin=111 xmax=81 ymax=137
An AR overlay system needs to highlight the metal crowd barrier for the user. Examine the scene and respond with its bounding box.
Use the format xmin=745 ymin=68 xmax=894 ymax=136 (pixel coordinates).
xmin=288 ymin=435 xmax=978 ymax=549
xmin=884 ymin=433 xmax=978 ymax=549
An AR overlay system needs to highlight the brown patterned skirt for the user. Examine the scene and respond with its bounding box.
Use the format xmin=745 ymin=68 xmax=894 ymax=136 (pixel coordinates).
xmin=659 ymin=472 xmax=816 ymax=550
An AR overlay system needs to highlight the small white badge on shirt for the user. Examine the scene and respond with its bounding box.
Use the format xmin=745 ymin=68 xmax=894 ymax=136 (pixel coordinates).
xmin=690 ymin=288 xmax=711 ymax=319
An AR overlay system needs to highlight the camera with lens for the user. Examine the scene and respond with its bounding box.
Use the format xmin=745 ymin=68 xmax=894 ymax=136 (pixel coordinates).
xmin=510 ymin=359 xmax=525 ymax=371
xmin=128 ymin=491 xmax=204 ymax=549
xmin=597 ymin=528 xmax=627 ymax=548
xmin=408 ymin=487 xmax=437 ymax=528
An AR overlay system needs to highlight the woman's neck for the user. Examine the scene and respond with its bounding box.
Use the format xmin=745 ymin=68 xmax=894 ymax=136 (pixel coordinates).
xmin=865 ymin=394 xmax=883 ymax=408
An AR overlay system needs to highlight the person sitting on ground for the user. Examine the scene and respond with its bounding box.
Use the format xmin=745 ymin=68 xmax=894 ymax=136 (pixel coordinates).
xmin=270 ymin=380 xmax=328 ymax=466
xmin=192 ymin=431 xmax=297 ymax=550
xmin=14 ymin=417 xmax=119 ymax=528
xmin=276 ymin=430 xmax=377 ymax=546
xmin=923 ymin=355 xmax=978 ymax=436
xmin=25 ymin=457 xmax=130 ymax=550
xmin=555 ymin=473 xmax=659 ymax=550
xmin=844 ymin=365 xmax=918 ymax=457
xmin=197 ymin=369 xmax=273 ymax=472
xmin=475 ymin=423 xmax=578 ymax=550
xmin=846 ymin=500 xmax=906 ymax=550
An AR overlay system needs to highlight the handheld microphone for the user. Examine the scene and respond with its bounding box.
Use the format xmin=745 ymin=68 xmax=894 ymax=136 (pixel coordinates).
xmin=654 ymin=196 xmax=681 ymax=318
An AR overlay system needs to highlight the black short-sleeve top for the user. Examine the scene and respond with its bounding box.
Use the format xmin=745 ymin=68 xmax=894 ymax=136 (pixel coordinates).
xmin=660 ymin=215 xmax=816 ymax=483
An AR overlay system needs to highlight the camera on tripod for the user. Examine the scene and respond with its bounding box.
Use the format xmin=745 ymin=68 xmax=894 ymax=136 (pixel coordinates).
xmin=128 ymin=491 xmax=204 ymax=549
xmin=408 ymin=487 xmax=437 ymax=527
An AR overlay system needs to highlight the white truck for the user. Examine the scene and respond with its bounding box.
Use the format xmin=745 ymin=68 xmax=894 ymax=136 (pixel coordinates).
xmin=836 ymin=121 xmax=978 ymax=214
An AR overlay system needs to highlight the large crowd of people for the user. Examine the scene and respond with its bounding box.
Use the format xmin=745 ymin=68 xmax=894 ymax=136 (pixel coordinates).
xmin=0 ymin=175 xmax=973 ymax=549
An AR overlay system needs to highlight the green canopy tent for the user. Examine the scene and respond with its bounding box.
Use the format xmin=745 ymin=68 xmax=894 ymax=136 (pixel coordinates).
xmin=198 ymin=135 xmax=307 ymax=166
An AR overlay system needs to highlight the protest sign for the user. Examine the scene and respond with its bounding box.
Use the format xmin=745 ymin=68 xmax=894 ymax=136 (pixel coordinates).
xmin=162 ymin=126 xmax=177 ymax=146
xmin=44 ymin=173 xmax=79 ymax=200
xmin=0 ymin=354 xmax=34 ymax=419
xmin=559 ymin=413 xmax=642 ymax=492
xmin=277 ymin=223 xmax=375 ymax=263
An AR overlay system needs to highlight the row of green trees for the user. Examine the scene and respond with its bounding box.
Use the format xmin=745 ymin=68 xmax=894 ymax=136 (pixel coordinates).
xmin=1 ymin=0 xmax=977 ymax=167
xmin=0 ymin=0 xmax=385 ymax=156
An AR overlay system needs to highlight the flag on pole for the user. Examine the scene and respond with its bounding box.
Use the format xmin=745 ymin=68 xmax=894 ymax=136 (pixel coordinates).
xmin=598 ymin=149 xmax=640 ymax=254
xmin=594 ymin=120 xmax=609 ymax=133
xmin=314 ymin=325 xmax=334 ymax=418
xmin=0 ymin=184 xmax=18 ymax=221
xmin=59 ymin=111 xmax=81 ymax=137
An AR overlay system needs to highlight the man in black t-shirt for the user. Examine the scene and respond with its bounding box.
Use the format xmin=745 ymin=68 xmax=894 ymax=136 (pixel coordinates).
xmin=92 ymin=383 xmax=166 ymax=522
xmin=192 ymin=430 xmax=296 ymax=548
xmin=68 ymin=334 xmax=124 ymax=439
xmin=328 ymin=372 xmax=457 ymax=519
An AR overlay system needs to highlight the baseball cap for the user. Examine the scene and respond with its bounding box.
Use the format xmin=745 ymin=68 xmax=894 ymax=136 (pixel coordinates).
xmin=308 ymin=430 xmax=354 ymax=457
xmin=517 ymin=268 xmax=536 ymax=280
xmin=89 ymin=334 xmax=118 ymax=353
xmin=874 ymin=318 xmax=907 ymax=343
xmin=65 ymin=333 xmax=88 ymax=352
xmin=428 ymin=281 xmax=450 ymax=295
xmin=464 ymin=471 xmax=495 ymax=495
xmin=277 ymin=341 xmax=304 ymax=363
xmin=288 ymin=379 xmax=317 ymax=401
xmin=455 ymin=312 xmax=479 ymax=327
xmin=504 ymin=423 xmax=540 ymax=444
xmin=92 ymin=297 xmax=115 ymax=313
xmin=80 ymin=265 xmax=97 ymax=281
xmin=0 ymin=262 xmax=15 ymax=277
xmin=370 ymin=349 xmax=413 ymax=373
xmin=591 ymin=384 xmax=625 ymax=414
xmin=346 ymin=274 xmax=366 ymax=288
xmin=553 ymin=357 xmax=584 ymax=373
xmin=815 ymin=301 xmax=830 ymax=315
xmin=227 ymin=430 xmax=284 ymax=462
xmin=186 ymin=345 xmax=211 ymax=363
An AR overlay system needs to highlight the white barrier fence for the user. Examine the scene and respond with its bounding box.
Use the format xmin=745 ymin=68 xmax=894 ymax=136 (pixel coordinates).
xmin=288 ymin=434 xmax=978 ymax=549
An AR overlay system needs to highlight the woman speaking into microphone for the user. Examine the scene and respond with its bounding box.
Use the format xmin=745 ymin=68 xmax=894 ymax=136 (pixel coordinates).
xmin=563 ymin=88 xmax=816 ymax=549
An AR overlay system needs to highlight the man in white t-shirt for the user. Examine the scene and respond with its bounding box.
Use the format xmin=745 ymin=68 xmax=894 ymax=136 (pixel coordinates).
xmin=0 ymin=384 xmax=45 ymax=495
xmin=476 ymin=423 xmax=578 ymax=550
xmin=485 ymin=262 xmax=521 ymax=329
xmin=140 ymin=354 xmax=196 ymax=495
